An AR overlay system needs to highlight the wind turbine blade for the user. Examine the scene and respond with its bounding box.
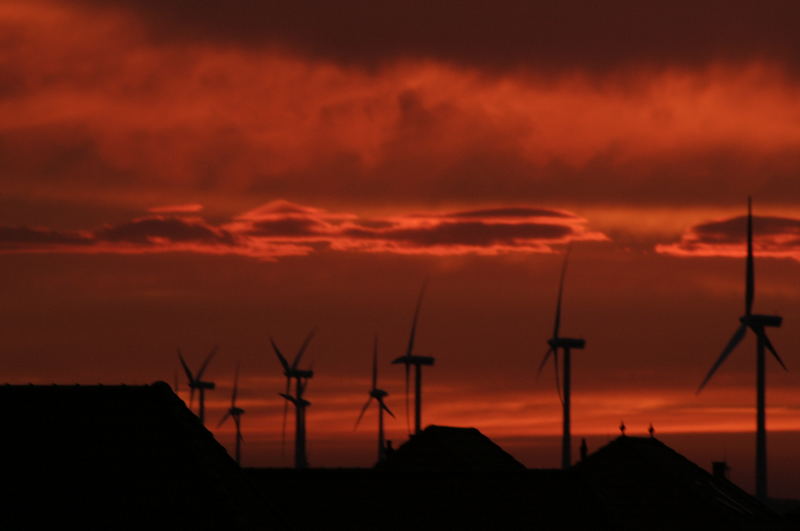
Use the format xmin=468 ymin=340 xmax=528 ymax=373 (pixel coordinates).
xmin=280 ymin=396 xmax=288 ymax=456
xmin=380 ymin=399 xmax=396 ymax=418
xmin=231 ymin=363 xmax=240 ymax=407
xmin=354 ymin=397 xmax=373 ymax=429
xmin=404 ymin=362 xmax=411 ymax=435
xmin=217 ymin=410 xmax=231 ymax=428
xmin=553 ymin=350 xmax=563 ymax=406
xmin=279 ymin=392 xmax=296 ymax=404
xmin=196 ymin=345 xmax=218 ymax=380
xmin=745 ymin=196 xmax=754 ymax=316
xmin=372 ymin=336 xmax=378 ymax=391
xmin=553 ymin=246 xmax=571 ymax=339
xmin=292 ymin=328 xmax=317 ymax=370
xmin=177 ymin=348 xmax=194 ymax=383
xmin=280 ymin=373 xmax=291 ymax=457
xmin=235 ymin=416 xmax=245 ymax=443
xmin=297 ymin=377 xmax=308 ymax=398
xmin=406 ymin=280 xmax=428 ymax=357
xmin=760 ymin=330 xmax=788 ymax=371
xmin=537 ymin=348 xmax=555 ymax=376
xmin=697 ymin=324 xmax=747 ymax=392
xmin=270 ymin=338 xmax=291 ymax=373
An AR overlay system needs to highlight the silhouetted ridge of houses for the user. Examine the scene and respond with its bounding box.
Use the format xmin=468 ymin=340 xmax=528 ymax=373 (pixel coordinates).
xmin=573 ymin=435 xmax=785 ymax=530
xmin=2 ymin=382 xmax=791 ymax=530
xmin=376 ymin=425 xmax=526 ymax=473
xmin=0 ymin=382 xmax=279 ymax=530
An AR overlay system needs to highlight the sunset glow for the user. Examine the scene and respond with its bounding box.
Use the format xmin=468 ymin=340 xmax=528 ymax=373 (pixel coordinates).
xmin=3 ymin=0 xmax=800 ymax=498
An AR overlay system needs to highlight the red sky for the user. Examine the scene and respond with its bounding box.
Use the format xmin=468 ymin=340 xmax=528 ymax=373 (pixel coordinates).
xmin=3 ymin=0 xmax=800 ymax=497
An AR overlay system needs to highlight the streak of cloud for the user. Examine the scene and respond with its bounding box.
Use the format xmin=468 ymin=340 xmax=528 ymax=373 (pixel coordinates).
xmin=0 ymin=201 xmax=606 ymax=259
xmin=656 ymin=214 xmax=800 ymax=261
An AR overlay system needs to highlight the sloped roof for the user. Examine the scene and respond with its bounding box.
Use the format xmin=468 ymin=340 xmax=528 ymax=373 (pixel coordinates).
xmin=573 ymin=436 xmax=786 ymax=530
xmin=376 ymin=425 xmax=526 ymax=473
xmin=0 ymin=382 xmax=281 ymax=530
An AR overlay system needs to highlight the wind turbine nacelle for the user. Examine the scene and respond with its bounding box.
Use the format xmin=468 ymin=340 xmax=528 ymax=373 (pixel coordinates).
xmin=230 ymin=406 xmax=245 ymax=416
xmin=371 ymin=388 xmax=389 ymax=399
xmin=196 ymin=381 xmax=215 ymax=390
xmin=741 ymin=314 xmax=783 ymax=328
xmin=290 ymin=369 xmax=314 ymax=379
xmin=548 ymin=337 xmax=586 ymax=350
xmin=280 ymin=393 xmax=311 ymax=408
xmin=392 ymin=355 xmax=435 ymax=366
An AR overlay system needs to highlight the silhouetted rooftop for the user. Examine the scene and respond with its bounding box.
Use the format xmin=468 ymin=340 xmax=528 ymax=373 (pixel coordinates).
xmin=376 ymin=424 xmax=527 ymax=473
xmin=1 ymin=382 xmax=279 ymax=530
xmin=574 ymin=435 xmax=786 ymax=530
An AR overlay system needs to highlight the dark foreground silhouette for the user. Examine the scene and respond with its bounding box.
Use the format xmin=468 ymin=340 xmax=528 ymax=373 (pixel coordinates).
xmin=0 ymin=382 xmax=279 ymax=530
xmin=1 ymin=384 xmax=794 ymax=530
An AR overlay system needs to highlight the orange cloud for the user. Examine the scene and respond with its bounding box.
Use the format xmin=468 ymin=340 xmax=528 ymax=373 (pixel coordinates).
xmin=0 ymin=201 xmax=606 ymax=259
xmin=656 ymin=214 xmax=800 ymax=261
xmin=3 ymin=3 xmax=800 ymax=211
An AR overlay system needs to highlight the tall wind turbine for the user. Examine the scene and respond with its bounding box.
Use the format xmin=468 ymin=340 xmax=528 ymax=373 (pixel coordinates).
xmin=538 ymin=248 xmax=585 ymax=470
xmin=177 ymin=346 xmax=218 ymax=425
xmin=355 ymin=337 xmax=395 ymax=463
xmin=271 ymin=329 xmax=316 ymax=469
xmin=218 ymin=363 xmax=245 ymax=465
xmin=392 ymin=283 xmax=435 ymax=435
xmin=697 ymin=197 xmax=787 ymax=500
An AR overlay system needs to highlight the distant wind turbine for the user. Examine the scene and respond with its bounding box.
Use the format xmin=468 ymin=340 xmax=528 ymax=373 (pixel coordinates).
xmin=538 ymin=248 xmax=585 ymax=469
xmin=392 ymin=282 xmax=435 ymax=435
xmin=271 ymin=329 xmax=316 ymax=469
xmin=218 ymin=363 xmax=245 ymax=465
xmin=177 ymin=346 xmax=218 ymax=425
xmin=697 ymin=197 xmax=787 ymax=500
xmin=355 ymin=337 xmax=395 ymax=463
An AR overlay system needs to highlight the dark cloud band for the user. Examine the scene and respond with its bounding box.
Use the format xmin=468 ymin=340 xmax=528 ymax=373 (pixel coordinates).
xmin=73 ymin=0 xmax=800 ymax=72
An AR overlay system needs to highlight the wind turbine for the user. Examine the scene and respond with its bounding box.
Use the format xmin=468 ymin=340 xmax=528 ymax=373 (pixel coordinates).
xmin=355 ymin=337 xmax=395 ymax=463
xmin=697 ymin=197 xmax=787 ymax=500
xmin=392 ymin=283 xmax=435 ymax=435
xmin=538 ymin=248 xmax=585 ymax=469
xmin=177 ymin=346 xmax=218 ymax=425
xmin=218 ymin=363 xmax=245 ymax=465
xmin=271 ymin=329 xmax=316 ymax=469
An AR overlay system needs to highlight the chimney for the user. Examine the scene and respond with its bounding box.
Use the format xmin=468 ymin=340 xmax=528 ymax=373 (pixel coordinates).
xmin=712 ymin=461 xmax=729 ymax=480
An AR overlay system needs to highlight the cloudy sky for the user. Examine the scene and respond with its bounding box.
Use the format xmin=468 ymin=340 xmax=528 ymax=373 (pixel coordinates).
xmin=3 ymin=0 xmax=800 ymax=495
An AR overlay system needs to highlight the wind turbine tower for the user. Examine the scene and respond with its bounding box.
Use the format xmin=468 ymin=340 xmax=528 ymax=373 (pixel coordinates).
xmin=356 ymin=337 xmax=395 ymax=463
xmin=392 ymin=283 xmax=435 ymax=435
xmin=177 ymin=346 xmax=218 ymax=425
xmin=538 ymin=248 xmax=585 ymax=469
xmin=697 ymin=197 xmax=787 ymax=500
xmin=218 ymin=363 xmax=246 ymax=465
xmin=271 ymin=329 xmax=316 ymax=470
